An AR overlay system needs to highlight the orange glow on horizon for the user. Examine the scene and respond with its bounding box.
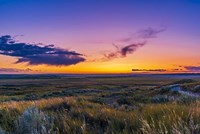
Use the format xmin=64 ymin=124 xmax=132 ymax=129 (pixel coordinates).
xmin=0 ymin=55 xmax=196 ymax=74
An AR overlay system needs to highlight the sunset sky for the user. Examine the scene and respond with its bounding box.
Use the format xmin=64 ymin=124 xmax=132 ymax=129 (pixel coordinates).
xmin=0 ymin=0 xmax=200 ymax=74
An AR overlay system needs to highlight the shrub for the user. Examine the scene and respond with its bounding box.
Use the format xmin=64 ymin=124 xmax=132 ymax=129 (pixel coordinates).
xmin=177 ymin=95 xmax=198 ymax=104
xmin=15 ymin=106 xmax=54 ymax=134
xmin=0 ymin=108 xmax=20 ymax=132
xmin=43 ymin=102 xmax=71 ymax=112
xmin=10 ymin=97 xmax=19 ymax=101
xmin=172 ymin=79 xmax=196 ymax=84
xmin=23 ymin=94 xmax=38 ymax=101
xmin=194 ymin=85 xmax=200 ymax=92
xmin=0 ymin=127 xmax=6 ymax=134
xmin=151 ymin=95 xmax=174 ymax=103
xmin=89 ymin=97 xmax=104 ymax=104
xmin=159 ymin=86 xmax=171 ymax=94
xmin=117 ymin=97 xmax=131 ymax=105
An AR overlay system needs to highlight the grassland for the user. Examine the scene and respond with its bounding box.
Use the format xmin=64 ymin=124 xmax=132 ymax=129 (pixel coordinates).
xmin=0 ymin=74 xmax=200 ymax=134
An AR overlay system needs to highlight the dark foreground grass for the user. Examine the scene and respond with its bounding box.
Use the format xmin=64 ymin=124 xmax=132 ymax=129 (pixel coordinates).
xmin=1 ymin=97 xmax=200 ymax=134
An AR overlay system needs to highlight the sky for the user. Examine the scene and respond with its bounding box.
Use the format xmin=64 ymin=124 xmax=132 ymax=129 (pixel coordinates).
xmin=0 ymin=0 xmax=200 ymax=74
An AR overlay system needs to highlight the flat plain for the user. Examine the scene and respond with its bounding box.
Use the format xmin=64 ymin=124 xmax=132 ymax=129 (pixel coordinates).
xmin=1 ymin=74 xmax=200 ymax=133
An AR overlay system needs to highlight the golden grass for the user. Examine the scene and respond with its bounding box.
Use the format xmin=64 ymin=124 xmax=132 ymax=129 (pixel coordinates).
xmin=1 ymin=97 xmax=200 ymax=133
xmin=0 ymin=97 xmax=72 ymax=112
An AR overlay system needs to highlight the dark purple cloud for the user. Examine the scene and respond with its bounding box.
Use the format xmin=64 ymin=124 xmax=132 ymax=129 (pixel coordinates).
xmin=132 ymin=69 xmax=167 ymax=72
xmin=0 ymin=68 xmax=33 ymax=73
xmin=121 ymin=42 xmax=145 ymax=57
xmin=172 ymin=68 xmax=183 ymax=71
xmin=102 ymin=42 xmax=146 ymax=61
xmin=0 ymin=35 xmax=85 ymax=66
xmin=184 ymin=66 xmax=200 ymax=72
xmin=103 ymin=52 xmax=119 ymax=61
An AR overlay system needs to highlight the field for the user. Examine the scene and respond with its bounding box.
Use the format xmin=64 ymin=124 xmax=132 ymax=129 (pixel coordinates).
xmin=1 ymin=74 xmax=200 ymax=134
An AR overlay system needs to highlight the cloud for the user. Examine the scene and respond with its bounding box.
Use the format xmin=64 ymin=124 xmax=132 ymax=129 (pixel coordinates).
xmin=120 ymin=37 xmax=132 ymax=43
xmin=172 ymin=68 xmax=183 ymax=71
xmin=184 ymin=66 xmax=200 ymax=72
xmin=120 ymin=42 xmax=146 ymax=57
xmin=103 ymin=52 xmax=119 ymax=61
xmin=119 ymin=27 xmax=166 ymax=43
xmin=102 ymin=42 xmax=146 ymax=61
xmin=137 ymin=27 xmax=166 ymax=39
xmin=100 ymin=27 xmax=166 ymax=61
xmin=0 ymin=68 xmax=33 ymax=73
xmin=132 ymin=68 xmax=167 ymax=72
xmin=0 ymin=35 xmax=85 ymax=66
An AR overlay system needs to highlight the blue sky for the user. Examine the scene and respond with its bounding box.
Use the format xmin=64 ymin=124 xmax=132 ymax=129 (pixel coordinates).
xmin=0 ymin=0 xmax=200 ymax=74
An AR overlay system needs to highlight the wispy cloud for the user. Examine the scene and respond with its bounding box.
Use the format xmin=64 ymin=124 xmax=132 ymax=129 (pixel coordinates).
xmin=120 ymin=26 xmax=166 ymax=43
xmin=137 ymin=27 xmax=166 ymax=39
xmin=0 ymin=35 xmax=85 ymax=66
xmin=184 ymin=66 xmax=200 ymax=72
xmin=101 ymin=27 xmax=166 ymax=61
xmin=132 ymin=68 xmax=167 ymax=72
xmin=0 ymin=68 xmax=33 ymax=73
xmin=119 ymin=37 xmax=133 ymax=43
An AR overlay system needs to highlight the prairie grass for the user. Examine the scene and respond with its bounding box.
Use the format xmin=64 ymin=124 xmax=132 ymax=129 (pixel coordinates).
xmin=1 ymin=76 xmax=200 ymax=133
xmin=1 ymin=96 xmax=200 ymax=133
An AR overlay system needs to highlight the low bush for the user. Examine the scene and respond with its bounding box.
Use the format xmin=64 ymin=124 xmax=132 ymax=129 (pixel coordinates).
xmin=194 ymin=85 xmax=200 ymax=92
xmin=15 ymin=106 xmax=54 ymax=134
xmin=172 ymin=79 xmax=197 ymax=84
xmin=117 ymin=97 xmax=131 ymax=105
xmin=151 ymin=95 xmax=174 ymax=103
xmin=23 ymin=94 xmax=38 ymax=101
xmin=177 ymin=95 xmax=198 ymax=104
